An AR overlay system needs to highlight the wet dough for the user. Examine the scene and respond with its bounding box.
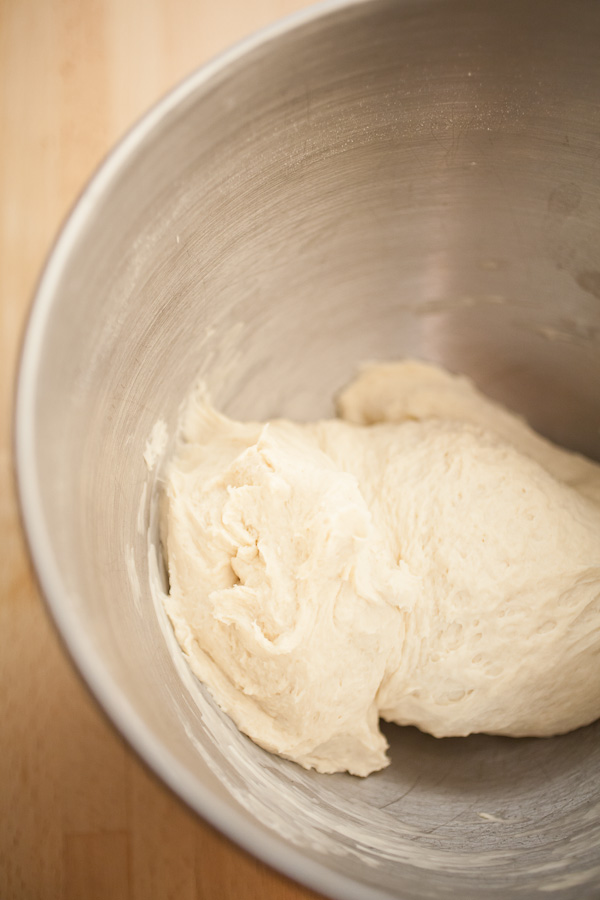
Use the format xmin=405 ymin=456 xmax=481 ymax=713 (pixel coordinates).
xmin=162 ymin=361 xmax=600 ymax=776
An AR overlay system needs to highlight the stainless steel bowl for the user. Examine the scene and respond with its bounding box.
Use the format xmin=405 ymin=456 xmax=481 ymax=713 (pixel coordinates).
xmin=16 ymin=0 xmax=600 ymax=897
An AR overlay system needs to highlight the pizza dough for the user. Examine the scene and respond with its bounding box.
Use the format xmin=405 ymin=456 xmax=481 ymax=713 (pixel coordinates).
xmin=162 ymin=361 xmax=600 ymax=776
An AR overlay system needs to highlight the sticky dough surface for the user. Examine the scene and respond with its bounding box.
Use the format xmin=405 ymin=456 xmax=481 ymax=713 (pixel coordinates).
xmin=163 ymin=361 xmax=600 ymax=776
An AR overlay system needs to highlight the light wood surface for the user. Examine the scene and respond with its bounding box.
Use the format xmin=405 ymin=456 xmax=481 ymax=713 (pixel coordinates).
xmin=0 ymin=1 xmax=323 ymax=897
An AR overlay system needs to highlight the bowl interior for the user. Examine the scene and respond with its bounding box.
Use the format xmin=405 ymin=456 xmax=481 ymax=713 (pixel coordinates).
xmin=17 ymin=0 xmax=600 ymax=898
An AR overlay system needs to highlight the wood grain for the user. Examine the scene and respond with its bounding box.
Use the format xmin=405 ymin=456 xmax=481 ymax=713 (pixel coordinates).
xmin=0 ymin=1 xmax=323 ymax=897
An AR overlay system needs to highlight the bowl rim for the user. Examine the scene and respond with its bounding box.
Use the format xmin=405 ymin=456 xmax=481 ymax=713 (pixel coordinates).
xmin=13 ymin=1 xmax=395 ymax=899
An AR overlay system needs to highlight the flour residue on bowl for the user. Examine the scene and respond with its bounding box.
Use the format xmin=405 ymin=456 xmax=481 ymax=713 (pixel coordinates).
xmin=143 ymin=419 xmax=168 ymax=471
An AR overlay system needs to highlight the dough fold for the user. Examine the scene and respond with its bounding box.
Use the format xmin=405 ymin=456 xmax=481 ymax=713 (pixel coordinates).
xmin=163 ymin=361 xmax=600 ymax=776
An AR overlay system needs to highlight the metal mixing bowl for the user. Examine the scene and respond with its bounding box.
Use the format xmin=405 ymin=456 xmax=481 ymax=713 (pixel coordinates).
xmin=16 ymin=0 xmax=600 ymax=897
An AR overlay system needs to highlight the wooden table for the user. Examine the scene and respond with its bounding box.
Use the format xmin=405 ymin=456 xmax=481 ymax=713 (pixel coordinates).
xmin=0 ymin=2 xmax=323 ymax=897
